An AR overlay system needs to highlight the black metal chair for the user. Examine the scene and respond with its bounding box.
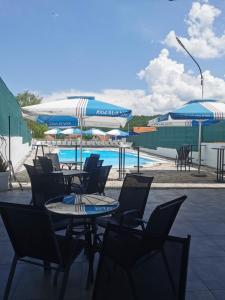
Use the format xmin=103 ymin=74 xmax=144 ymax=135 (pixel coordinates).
xmin=98 ymin=165 xmax=112 ymax=195
xmin=90 ymin=153 xmax=100 ymax=159
xmin=0 ymin=202 xmax=84 ymax=300
xmin=29 ymin=172 xmax=66 ymax=208
xmin=71 ymin=167 xmax=102 ymax=195
xmin=83 ymin=155 xmax=99 ymax=172
xmin=175 ymin=145 xmax=192 ymax=171
xmin=46 ymin=153 xmax=61 ymax=170
xmin=24 ymin=164 xmax=39 ymax=203
xmin=97 ymin=174 xmax=154 ymax=229
xmin=24 ymin=168 xmax=69 ymax=231
xmin=97 ymin=159 xmax=104 ymax=167
xmin=32 ymin=158 xmax=44 ymax=173
xmin=93 ymin=195 xmax=189 ymax=300
xmin=38 ymin=156 xmax=54 ymax=173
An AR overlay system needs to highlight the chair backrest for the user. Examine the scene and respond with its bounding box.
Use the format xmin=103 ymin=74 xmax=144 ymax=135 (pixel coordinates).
xmin=93 ymin=223 xmax=190 ymax=300
xmin=97 ymin=160 xmax=104 ymax=167
xmin=29 ymin=173 xmax=66 ymax=208
xmin=0 ymin=202 xmax=62 ymax=264
xmin=90 ymin=153 xmax=100 ymax=159
xmin=118 ymin=174 xmax=154 ymax=219
xmin=146 ymin=195 xmax=187 ymax=240
xmin=83 ymin=155 xmax=99 ymax=172
xmin=38 ymin=156 xmax=54 ymax=173
xmin=84 ymin=167 xmax=102 ymax=194
xmin=46 ymin=153 xmax=61 ymax=170
xmin=98 ymin=165 xmax=112 ymax=194
xmin=24 ymin=164 xmax=39 ymax=199
xmin=32 ymin=159 xmax=44 ymax=173
xmin=24 ymin=163 xmax=38 ymax=177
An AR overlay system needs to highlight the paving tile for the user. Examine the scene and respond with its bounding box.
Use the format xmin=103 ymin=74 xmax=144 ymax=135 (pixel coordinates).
xmin=1 ymin=188 xmax=225 ymax=299
xmin=186 ymin=291 xmax=215 ymax=300
xmin=211 ymin=290 xmax=225 ymax=300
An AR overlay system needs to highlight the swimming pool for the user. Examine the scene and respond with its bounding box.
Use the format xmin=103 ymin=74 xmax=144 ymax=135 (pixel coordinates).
xmin=58 ymin=148 xmax=162 ymax=168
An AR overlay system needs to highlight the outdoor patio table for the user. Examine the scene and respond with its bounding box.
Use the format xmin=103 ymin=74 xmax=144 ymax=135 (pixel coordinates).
xmin=45 ymin=194 xmax=119 ymax=287
xmin=61 ymin=160 xmax=83 ymax=170
xmin=52 ymin=169 xmax=88 ymax=193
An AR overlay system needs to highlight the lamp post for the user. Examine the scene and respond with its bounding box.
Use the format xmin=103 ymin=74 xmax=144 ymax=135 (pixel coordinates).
xmin=176 ymin=36 xmax=205 ymax=175
xmin=176 ymin=37 xmax=204 ymax=99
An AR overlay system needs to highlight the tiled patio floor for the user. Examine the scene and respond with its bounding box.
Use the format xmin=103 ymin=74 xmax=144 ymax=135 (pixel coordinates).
xmin=1 ymin=188 xmax=225 ymax=299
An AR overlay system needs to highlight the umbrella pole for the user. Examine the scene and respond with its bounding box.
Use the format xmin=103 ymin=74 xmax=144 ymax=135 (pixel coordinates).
xmin=192 ymin=120 xmax=207 ymax=177
xmin=80 ymin=118 xmax=83 ymax=170
xmin=197 ymin=120 xmax=202 ymax=173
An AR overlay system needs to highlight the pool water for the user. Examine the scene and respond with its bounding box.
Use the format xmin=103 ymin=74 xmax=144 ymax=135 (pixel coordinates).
xmin=58 ymin=148 xmax=161 ymax=168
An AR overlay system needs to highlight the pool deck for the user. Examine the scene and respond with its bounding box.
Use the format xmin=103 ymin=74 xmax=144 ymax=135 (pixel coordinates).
xmin=15 ymin=146 xmax=225 ymax=188
xmin=2 ymin=188 xmax=225 ymax=299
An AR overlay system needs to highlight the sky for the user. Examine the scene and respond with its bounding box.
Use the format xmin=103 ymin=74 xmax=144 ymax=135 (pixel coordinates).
xmin=0 ymin=0 xmax=225 ymax=115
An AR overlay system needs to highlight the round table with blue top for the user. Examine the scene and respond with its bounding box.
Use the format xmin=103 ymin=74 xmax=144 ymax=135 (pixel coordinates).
xmin=45 ymin=193 xmax=119 ymax=288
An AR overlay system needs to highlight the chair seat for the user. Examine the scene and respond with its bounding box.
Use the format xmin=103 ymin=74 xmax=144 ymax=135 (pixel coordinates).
xmin=52 ymin=214 xmax=70 ymax=231
xmin=103 ymin=229 xmax=146 ymax=268
xmin=97 ymin=215 xmax=143 ymax=229
xmin=56 ymin=235 xmax=84 ymax=266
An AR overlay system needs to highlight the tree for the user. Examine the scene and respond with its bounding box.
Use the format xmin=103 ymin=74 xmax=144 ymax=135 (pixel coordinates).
xmin=17 ymin=91 xmax=47 ymax=138
xmin=124 ymin=115 xmax=159 ymax=131
xmin=16 ymin=90 xmax=42 ymax=107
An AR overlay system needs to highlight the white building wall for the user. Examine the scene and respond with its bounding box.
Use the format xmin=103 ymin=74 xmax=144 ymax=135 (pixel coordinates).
xmin=0 ymin=136 xmax=31 ymax=171
xmin=140 ymin=142 xmax=225 ymax=169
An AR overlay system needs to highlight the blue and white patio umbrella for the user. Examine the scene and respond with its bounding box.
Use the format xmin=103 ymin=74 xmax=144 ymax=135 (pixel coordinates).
xmin=153 ymin=99 xmax=225 ymax=172
xmin=61 ymin=128 xmax=82 ymax=135
xmin=22 ymin=96 xmax=132 ymax=163
xmin=106 ymin=129 xmax=129 ymax=137
xmin=83 ymin=128 xmax=106 ymax=136
xmin=22 ymin=96 xmax=132 ymax=128
xmin=44 ymin=128 xmax=62 ymax=135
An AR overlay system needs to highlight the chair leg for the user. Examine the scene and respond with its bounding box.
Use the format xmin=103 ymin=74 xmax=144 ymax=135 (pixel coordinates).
xmin=85 ymin=224 xmax=95 ymax=289
xmin=126 ymin=270 xmax=138 ymax=300
xmin=58 ymin=266 xmax=70 ymax=300
xmin=4 ymin=255 xmax=18 ymax=300
xmin=53 ymin=269 xmax=60 ymax=286
xmin=161 ymin=249 xmax=176 ymax=295
xmin=43 ymin=261 xmax=51 ymax=271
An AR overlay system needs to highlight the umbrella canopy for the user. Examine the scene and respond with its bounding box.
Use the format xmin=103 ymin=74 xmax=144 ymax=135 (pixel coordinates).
xmin=106 ymin=129 xmax=129 ymax=137
xmin=148 ymin=118 xmax=218 ymax=127
xmin=22 ymin=96 xmax=132 ymax=128
xmin=61 ymin=128 xmax=82 ymax=135
xmin=44 ymin=128 xmax=62 ymax=135
xmin=156 ymin=99 xmax=225 ymax=173
xmin=159 ymin=99 xmax=225 ymax=121
xmin=83 ymin=128 xmax=106 ymax=136
xmin=22 ymin=96 xmax=132 ymax=166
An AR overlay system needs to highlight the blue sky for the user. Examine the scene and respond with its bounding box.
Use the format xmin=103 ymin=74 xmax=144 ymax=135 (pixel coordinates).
xmin=0 ymin=0 xmax=225 ymax=115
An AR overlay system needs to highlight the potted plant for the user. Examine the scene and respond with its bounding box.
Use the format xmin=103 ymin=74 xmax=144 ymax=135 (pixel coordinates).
xmin=0 ymin=154 xmax=9 ymax=191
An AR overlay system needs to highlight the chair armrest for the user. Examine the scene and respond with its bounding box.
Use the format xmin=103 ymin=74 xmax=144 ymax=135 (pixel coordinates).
xmin=119 ymin=209 xmax=141 ymax=226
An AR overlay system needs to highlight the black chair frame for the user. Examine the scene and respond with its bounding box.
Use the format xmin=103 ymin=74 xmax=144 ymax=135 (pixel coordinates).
xmin=0 ymin=202 xmax=84 ymax=300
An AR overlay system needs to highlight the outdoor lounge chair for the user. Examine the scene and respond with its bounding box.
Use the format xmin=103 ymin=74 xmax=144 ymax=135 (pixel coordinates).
xmin=93 ymin=195 xmax=189 ymax=300
xmin=0 ymin=202 xmax=84 ymax=300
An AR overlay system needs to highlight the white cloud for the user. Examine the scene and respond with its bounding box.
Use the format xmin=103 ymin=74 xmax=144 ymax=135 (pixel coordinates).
xmin=138 ymin=48 xmax=225 ymax=113
xmin=43 ymin=49 xmax=225 ymax=115
xmin=41 ymin=2 xmax=225 ymax=116
xmin=164 ymin=2 xmax=225 ymax=59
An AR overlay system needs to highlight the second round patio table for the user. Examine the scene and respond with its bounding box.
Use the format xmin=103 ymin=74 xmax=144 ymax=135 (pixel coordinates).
xmin=45 ymin=194 xmax=119 ymax=287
